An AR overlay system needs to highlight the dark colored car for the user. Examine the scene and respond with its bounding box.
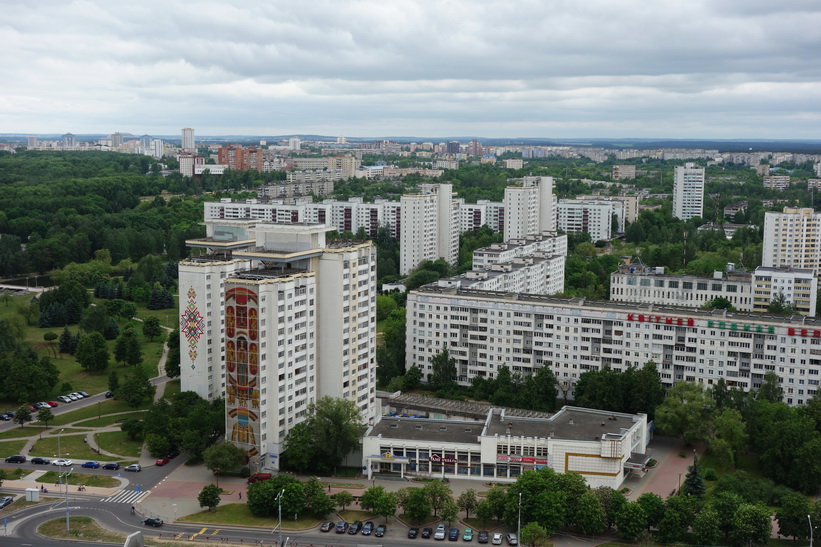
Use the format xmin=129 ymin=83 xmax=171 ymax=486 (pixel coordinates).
xmin=348 ymin=520 xmax=363 ymax=534
xmin=449 ymin=528 xmax=460 ymax=541
xmin=78 ymin=391 xmax=90 ymax=398
xmin=104 ymin=391 xmax=114 ymax=398
xmin=166 ymin=448 xmax=180 ymax=459
xmin=103 ymin=462 xmax=120 ymax=470
xmin=4 ymin=410 xmax=15 ymax=417
xmin=31 ymin=457 xmax=50 ymax=465
xmin=478 ymin=530 xmax=489 ymax=544
xmin=143 ymin=517 xmax=163 ymax=527
xmin=81 ymin=461 xmax=101 ymax=468
xmin=0 ymin=414 xmax=10 ymax=421
xmin=375 ymin=524 xmax=387 ymax=537
xmin=5 ymin=455 xmax=26 ymax=463
xmin=362 ymin=521 xmax=374 ymax=535
xmin=408 ymin=527 xmax=419 ymax=538
xmin=422 ymin=527 xmax=433 ymax=538
xmin=320 ymin=521 xmax=334 ymax=532
xmin=0 ymin=497 xmax=13 ymax=509
xmin=335 ymin=521 xmax=349 ymax=534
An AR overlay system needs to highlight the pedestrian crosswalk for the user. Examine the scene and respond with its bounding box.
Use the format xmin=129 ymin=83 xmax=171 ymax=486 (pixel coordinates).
xmin=101 ymin=489 xmax=150 ymax=504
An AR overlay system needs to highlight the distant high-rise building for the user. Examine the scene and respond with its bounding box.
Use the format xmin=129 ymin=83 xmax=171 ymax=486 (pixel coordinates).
xmin=151 ymin=139 xmax=165 ymax=158
xmin=288 ymin=136 xmax=301 ymax=150
xmin=400 ymin=183 xmax=460 ymax=275
xmin=672 ymin=163 xmax=705 ymax=220
xmin=763 ymin=207 xmax=821 ymax=272
xmin=218 ymin=145 xmax=264 ymax=171
xmin=139 ymin=134 xmax=152 ymax=151
xmin=27 ymin=136 xmax=38 ymax=148
xmin=111 ymin=132 xmax=125 ymax=148
xmin=504 ymin=176 xmax=556 ymax=239
xmin=178 ymin=153 xmax=204 ymax=177
xmin=557 ymin=199 xmax=613 ymax=242
xmin=446 ymin=141 xmax=461 ymax=154
xmin=181 ymin=127 xmax=196 ymax=152
xmin=62 ymin=133 xmax=76 ymax=149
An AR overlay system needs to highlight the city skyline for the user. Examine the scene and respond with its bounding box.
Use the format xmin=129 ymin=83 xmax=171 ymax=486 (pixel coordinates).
xmin=3 ymin=1 xmax=820 ymax=139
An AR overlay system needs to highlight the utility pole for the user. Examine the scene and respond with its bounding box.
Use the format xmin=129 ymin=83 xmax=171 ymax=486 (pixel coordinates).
xmin=62 ymin=468 xmax=73 ymax=531
xmin=517 ymin=492 xmax=522 ymax=545
xmin=273 ymin=489 xmax=285 ymax=546
xmin=809 ymin=514 xmax=813 ymax=547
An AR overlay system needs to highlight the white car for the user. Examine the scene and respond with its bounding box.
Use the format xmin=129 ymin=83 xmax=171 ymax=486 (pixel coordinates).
xmin=52 ymin=459 xmax=72 ymax=466
xmin=57 ymin=396 xmax=72 ymax=403
xmin=434 ymin=523 xmax=446 ymax=541
xmin=492 ymin=533 xmax=503 ymax=545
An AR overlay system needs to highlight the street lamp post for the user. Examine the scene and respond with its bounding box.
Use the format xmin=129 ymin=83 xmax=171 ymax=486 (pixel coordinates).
xmin=517 ymin=492 xmax=522 ymax=545
xmin=62 ymin=468 xmax=73 ymax=532
xmin=809 ymin=514 xmax=813 ymax=547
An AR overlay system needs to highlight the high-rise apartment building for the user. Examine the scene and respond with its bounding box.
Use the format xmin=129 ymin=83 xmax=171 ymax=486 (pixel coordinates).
xmin=27 ymin=136 xmax=38 ymax=148
xmin=503 ymin=176 xmax=555 ymax=239
xmin=181 ymin=127 xmax=196 ymax=152
xmin=62 ymin=133 xmax=76 ymax=149
xmin=178 ymin=153 xmax=204 ymax=177
xmin=763 ymin=207 xmax=821 ymax=272
xmin=218 ymin=145 xmax=264 ymax=171
xmin=672 ymin=163 xmax=705 ymax=220
xmin=556 ymin=199 xmax=614 ymax=241
xmin=179 ymin=220 xmax=377 ymax=473
xmin=400 ymin=183 xmax=460 ymax=274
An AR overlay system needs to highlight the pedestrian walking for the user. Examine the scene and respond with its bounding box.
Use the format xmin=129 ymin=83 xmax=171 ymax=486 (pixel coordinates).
xmin=239 ymin=492 xmax=242 ymax=500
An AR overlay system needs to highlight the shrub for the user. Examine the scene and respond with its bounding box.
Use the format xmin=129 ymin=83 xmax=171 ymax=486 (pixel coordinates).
xmin=704 ymin=468 xmax=718 ymax=481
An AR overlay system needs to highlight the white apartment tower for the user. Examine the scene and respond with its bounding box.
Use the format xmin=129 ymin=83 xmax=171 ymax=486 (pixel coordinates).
xmin=763 ymin=207 xmax=821 ymax=272
xmin=399 ymin=183 xmax=460 ymax=275
xmin=179 ymin=221 xmax=377 ymax=473
xmin=181 ymin=127 xmax=196 ymax=152
xmin=672 ymin=163 xmax=705 ymax=220
xmin=504 ymin=176 xmax=556 ymax=239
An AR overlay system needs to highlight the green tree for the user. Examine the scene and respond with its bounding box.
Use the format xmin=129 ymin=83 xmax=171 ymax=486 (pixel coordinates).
xmin=520 ymin=521 xmax=549 ymax=547
xmin=776 ymin=492 xmax=811 ymax=541
xmin=37 ymin=407 xmax=54 ymax=428
xmin=75 ymin=331 xmax=110 ymax=372
xmin=728 ymin=503 xmax=771 ymax=547
xmin=636 ymin=492 xmax=665 ymax=529
xmin=403 ymin=365 xmax=423 ymax=392
xmin=203 ymin=441 xmax=246 ymax=477
xmin=703 ymin=297 xmax=736 ymax=310
xmin=757 ymin=370 xmax=784 ymax=403
xmin=145 ymin=433 xmax=171 ymax=457
xmin=0 ymin=469 xmax=6 ymax=489
xmin=119 ymin=369 xmax=155 ymax=409
xmin=198 ymin=484 xmax=222 ymax=511
xmin=682 ymin=452 xmax=706 ymax=497
xmin=457 ymin=489 xmax=479 ymax=519
xmin=476 ymin=500 xmax=495 ymax=525
xmin=441 ymin=498 xmax=459 ymax=526
xmin=108 ymin=370 xmax=120 ymax=394
xmin=592 ymin=486 xmax=627 ymax=529
xmin=281 ymin=482 xmax=305 ymax=520
xmin=423 ymin=480 xmax=453 ymax=517
xmin=573 ymin=491 xmax=606 ymax=535
xmin=373 ymin=490 xmax=398 ymax=522
xmin=13 ymin=405 xmax=32 ymax=428
xmin=518 ymin=367 xmax=558 ymax=412
xmin=376 ymin=294 xmax=398 ymax=321
xmin=615 ymin=501 xmax=646 ymax=541
xmin=655 ymin=381 xmax=715 ymax=445
xmin=531 ymin=490 xmax=568 ymax=536
xmin=485 ymin=486 xmax=508 ymax=521
xmin=307 ymin=397 xmax=363 ymax=473
xmin=281 ymin=422 xmax=317 ymax=473
xmin=120 ymin=418 xmax=144 ymax=440
xmin=165 ymin=327 xmax=181 ymax=379
xmin=657 ymin=504 xmax=687 ymax=543
xmin=142 ymin=316 xmax=163 ymax=341
xmin=114 ymin=327 xmax=142 ymax=366
xmin=405 ymin=487 xmax=433 ymax=524
xmin=332 ymin=491 xmax=354 ymax=511
xmin=430 ymin=348 xmax=458 ymax=393
xmin=692 ymin=506 xmax=722 ymax=546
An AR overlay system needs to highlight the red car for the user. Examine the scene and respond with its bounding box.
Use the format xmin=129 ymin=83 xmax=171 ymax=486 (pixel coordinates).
xmin=155 ymin=457 xmax=170 ymax=466
xmin=47 ymin=401 xmax=59 ymax=407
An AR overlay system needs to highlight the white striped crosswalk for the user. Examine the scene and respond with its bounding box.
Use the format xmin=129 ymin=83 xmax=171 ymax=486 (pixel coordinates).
xmin=101 ymin=489 xmax=151 ymax=504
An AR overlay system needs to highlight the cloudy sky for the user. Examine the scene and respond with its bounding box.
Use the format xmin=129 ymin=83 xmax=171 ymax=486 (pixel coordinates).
xmin=2 ymin=0 xmax=820 ymax=139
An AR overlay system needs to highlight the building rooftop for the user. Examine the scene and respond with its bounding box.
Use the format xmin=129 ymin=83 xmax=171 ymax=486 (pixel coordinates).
xmin=411 ymin=285 xmax=821 ymax=327
xmin=486 ymin=407 xmax=639 ymax=442
xmin=369 ymin=417 xmax=484 ymax=444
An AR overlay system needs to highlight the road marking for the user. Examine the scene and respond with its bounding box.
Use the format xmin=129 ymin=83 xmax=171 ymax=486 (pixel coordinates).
xmin=212 ymin=529 xmax=220 ymax=535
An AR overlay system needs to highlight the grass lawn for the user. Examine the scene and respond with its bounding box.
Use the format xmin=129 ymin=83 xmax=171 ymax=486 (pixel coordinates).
xmin=163 ymin=379 xmax=181 ymax=400
xmin=74 ymin=411 xmax=147 ymax=427
xmin=36 ymin=470 xmax=119 ymax=488
xmin=700 ymin=450 xmax=764 ymax=480
xmin=0 ymin=466 xmax=32 ymax=479
xmin=0 ymin=439 xmax=29 ymax=456
xmin=133 ymin=298 xmax=179 ymax=331
xmin=31 ymin=433 xmax=117 ymax=461
xmin=50 ymin=399 xmax=152 ymax=426
xmin=338 ymin=509 xmax=377 ymax=521
xmin=180 ymin=503 xmax=322 ymax=529
xmin=96 ymin=430 xmax=143 ymax=458
xmin=39 ymin=516 xmax=126 ymax=543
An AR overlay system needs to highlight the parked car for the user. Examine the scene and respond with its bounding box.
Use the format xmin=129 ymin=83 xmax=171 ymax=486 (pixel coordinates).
xmin=4 ymin=455 xmax=26 ymax=463
xmin=52 ymin=459 xmax=72 ymax=466
xmin=143 ymin=517 xmax=163 ymax=527
xmin=408 ymin=527 xmax=419 ymax=538
xmin=104 ymin=391 xmax=114 ymax=398
xmin=66 ymin=394 xmax=79 ymax=401
xmin=57 ymin=396 xmax=71 ymax=403
xmin=46 ymin=401 xmax=59 ymax=407
xmin=246 ymin=472 xmax=272 ymax=483
xmin=478 ymin=530 xmax=489 ymax=544
xmin=4 ymin=410 xmax=15 ymax=417
xmin=125 ymin=464 xmax=141 ymax=472
xmin=335 ymin=521 xmax=349 ymax=534
xmin=434 ymin=523 xmax=447 ymax=540
xmin=348 ymin=520 xmax=363 ymax=534
xmin=31 ymin=457 xmax=51 ymax=465
xmin=492 ymin=533 xmax=503 ymax=545
xmin=449 ymin=528 xmax=460 ymax=541
xmin=166 ymin=448 xmax=180 ymax=459
xmin=505 ymin=533 xmax=518 ymax=545
xmin=0 ymin=497 xmax=13 ymax=509
xmin=34 ymin=402 xmax=50 ymax=409
xmin=422 ymin=527 xmax=433 ymax=538
xmin=71 ymin=392 xmax=84 ymax=400
xmin=320 ymin=521 xmax=334 ymax=532
xmin=375 ymin=524 xmax=387 ymax=537
xmin=78 ymin=391 xmax=90 ymax=398
xmin=463 ymin=528 xmax=474 ymax=541
xmin=155 ymin=456 xmax=170 ymax=466
xmin=81 ymin=461 xmax=100 ymax=469
xmin=103 ymin=462 xmax=120 ymax=470
xmin=362 ymin=521 xmax=374 ymax=535
xmin=0 ymin=414 xmax=10 ymax=421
